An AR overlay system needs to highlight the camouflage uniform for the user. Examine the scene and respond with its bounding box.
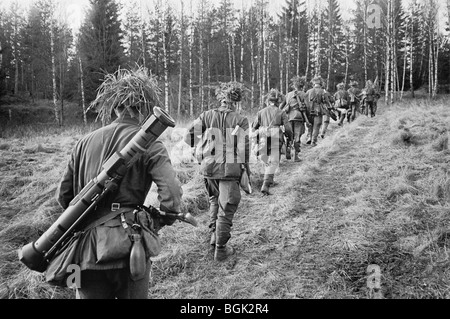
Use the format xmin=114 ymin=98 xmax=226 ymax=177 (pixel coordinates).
xmin=184 ymin=83 xmax=249 ymax=261
xmin=253 ymin=89 xmax=293 ymax=195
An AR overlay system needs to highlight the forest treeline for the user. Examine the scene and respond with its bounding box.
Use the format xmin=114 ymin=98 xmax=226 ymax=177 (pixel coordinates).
xmin=0 ymin=0 xmax=449 ymax=125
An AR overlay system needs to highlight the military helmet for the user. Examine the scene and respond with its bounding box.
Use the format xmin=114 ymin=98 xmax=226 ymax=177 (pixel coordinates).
xmin=336 ymin=82 xmax=345 ymax=90
xmin=268 ymin=88 xmax=281 ymax=102
xmin=291 ymin=75 xmax=306 ymax=89
xmin=216 ymin=81 xmax=244 ymax=103
xmin=311 ymin=76 xmax=323 ymax=86
xmin=350 ymin=80 xmax=359 ymax=87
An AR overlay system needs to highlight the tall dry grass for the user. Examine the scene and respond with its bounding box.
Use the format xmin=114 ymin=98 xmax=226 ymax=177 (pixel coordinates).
xmin=1 ymin=96 xmax=450 ymax=299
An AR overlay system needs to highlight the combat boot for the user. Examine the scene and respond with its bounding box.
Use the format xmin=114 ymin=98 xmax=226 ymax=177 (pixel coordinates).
xmin=260 ymin=181 xmax=270 ymax=195
xmin=210 ymin=231 xmax=216 ymax=247
xmin=294 ymin=152 xmax=301 ymax=162
xmin=285 ymin=146 xmax=291 ymax=160
xmin=214 ymin=245 xmax=235 ymax=262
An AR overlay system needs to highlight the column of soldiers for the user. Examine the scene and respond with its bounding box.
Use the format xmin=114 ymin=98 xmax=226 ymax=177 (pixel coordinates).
xmin=183 ymin=77 xmax=381 ymax=263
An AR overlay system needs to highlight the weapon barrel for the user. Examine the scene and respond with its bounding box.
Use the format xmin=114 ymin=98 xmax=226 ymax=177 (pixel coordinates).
xmin=18 ymin=107 xmax=175 ymax=272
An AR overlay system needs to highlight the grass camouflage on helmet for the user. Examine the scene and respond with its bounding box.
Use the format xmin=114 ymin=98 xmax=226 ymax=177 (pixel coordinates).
xmin=336 ymin=82 xmax=345 ymax=90
xmin=312 ymin=76 xmax=324 ymax=86
xmin=215 ymin=81 xmax=245 ymax=103
xmin=87 ymin=66 xmax=161 ymax=124
xmin=291 ymin=75 xmax=306 ymax=89
xmin=267 ymin=88 xmax=281 ymax=102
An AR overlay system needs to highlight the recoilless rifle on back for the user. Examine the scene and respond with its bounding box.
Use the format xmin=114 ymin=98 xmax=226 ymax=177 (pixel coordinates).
xmin=18 ymin=107 xmax=197 ymax=273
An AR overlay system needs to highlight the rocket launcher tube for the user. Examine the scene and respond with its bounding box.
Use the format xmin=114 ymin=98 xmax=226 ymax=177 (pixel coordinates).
xmin=18 ymin=107 xmax=175 ymax=272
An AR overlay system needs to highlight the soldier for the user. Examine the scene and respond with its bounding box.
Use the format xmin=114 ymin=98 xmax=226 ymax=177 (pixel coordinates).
xmin=305 ymin=76 xmax=330 ymax=147
xmin=347 ymin=81 xmax=362 ymax=123
xmin=334 ymin=82 xmax=350 ymax=126
xmin=252 ymin=89 xmax=293 ymax=195
xmin=319 ymin=83 xmax=336 ymax=139
xmin=184 ymin=82 xmax=250 ymax=262
xmin=361 ymin=80 xmax=378 ymax=117
xmin=55 ymin=68 xmax=183 ymax=299
xmin=279 ymin=76 xmax=308 ymax=162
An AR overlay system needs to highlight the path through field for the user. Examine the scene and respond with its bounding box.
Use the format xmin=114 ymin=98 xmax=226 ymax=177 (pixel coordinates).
xmin=150 ymin=101 xmax=450 ymax=299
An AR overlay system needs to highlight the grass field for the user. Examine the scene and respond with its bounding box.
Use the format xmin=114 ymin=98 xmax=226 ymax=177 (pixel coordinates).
xmin=0 ymin=96 xmax=449 ymax=299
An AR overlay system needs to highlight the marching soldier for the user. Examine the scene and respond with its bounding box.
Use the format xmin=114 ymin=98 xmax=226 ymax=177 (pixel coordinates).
xmin=319 ymin=84 xmax=336 ymax=139
xmin=184 ymin=82 xmax=250 ymax=262
xmin=279 ymin=76 xmax=308 ymax=162
xmin=334 ymin=82 xmax=350 ymax=126
xmin=361 ymin=80 xmax=378 ymax=117
xmin=347 ymin=81 xmax=362 ymax=123
xmin=305 ymin=76 xmax=330 ymax=147
xmin=253 ymin=89 xmax=292 ymax=195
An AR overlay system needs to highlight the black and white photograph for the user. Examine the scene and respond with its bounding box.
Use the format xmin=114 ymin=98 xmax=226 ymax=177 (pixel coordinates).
xmin=0 ymin=0 xmax=450 ymax=306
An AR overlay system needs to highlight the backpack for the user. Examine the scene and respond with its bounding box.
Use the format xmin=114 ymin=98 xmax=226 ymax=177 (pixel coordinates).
xmin=309 ymin=88 xmax=326 ymax=116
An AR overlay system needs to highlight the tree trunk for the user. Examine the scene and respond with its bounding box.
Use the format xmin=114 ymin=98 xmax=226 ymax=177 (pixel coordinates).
xmin=50 ymin=19 xmax=60 ymax=125
xmin=199 ymin=1 xmax=204 ymax=112
xmin=250 ymin=5 xmax=255 ymax=110
xmin=433 ymin=38 xmax=439 ymax=98
xmin=178 ymin=0 xmax=184 ymax=118
xmin=162 ymin=9 xmax=170 ymax=113
xmin=409 ymin=12 xmax=415 ymax=98
xmin=240 ymin=3 xmax=245 ymax=84
xmin=189 ymin=0 xmax=194 ymax=117
xmin=207 ymin=41 xmax=211 ymax=108
xmin=363 ymin=1 xmax=368 ymax=85
xmin=385 ymin=0 xmax=391 ymax=104
xmin=78 ymin=55 xmax=87 ymax=125
xmin=279 ymin=24 xmax=284 ymax=94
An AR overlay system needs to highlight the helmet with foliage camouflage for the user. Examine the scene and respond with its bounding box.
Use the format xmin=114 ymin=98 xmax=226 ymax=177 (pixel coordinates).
xmin=215 ymin=81 xmax=244 ymax=103
xmin=336 ymin=82 xmax=345 ymax=90
xmin=291 ymin=75 xmax=306 ymax=90
xmin=311 ymin=76 xmax=324 ymax=86
xmin=267 ymin=89 xmax=281 ymax=102
xmin=350 ymin=80 xmax=359 ymax=87
xmin=87 ymin=66 xmax=161 ymax=124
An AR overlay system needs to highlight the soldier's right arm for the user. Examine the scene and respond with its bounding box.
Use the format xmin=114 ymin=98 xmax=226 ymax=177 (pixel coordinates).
xmin=146 ymin=141 xmax=183 ymax=214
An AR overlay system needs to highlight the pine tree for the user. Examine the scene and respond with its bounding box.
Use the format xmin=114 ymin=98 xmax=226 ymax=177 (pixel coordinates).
xmin=322 ymin=0 xmax=344 ymax=91
xmin=78 ymin=0 xmax=125 ymax=104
